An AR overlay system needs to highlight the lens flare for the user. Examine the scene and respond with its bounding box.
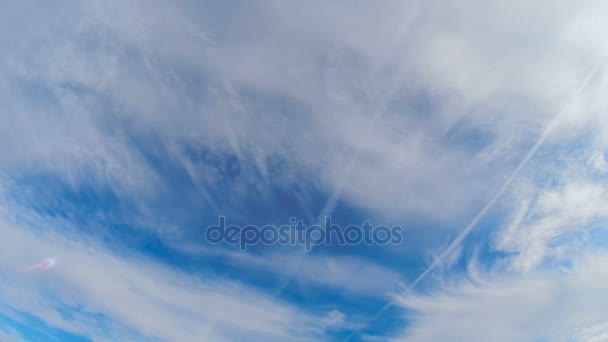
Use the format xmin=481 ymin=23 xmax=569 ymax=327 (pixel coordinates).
xmin=23 ymin=258 xmax=57 ymax=272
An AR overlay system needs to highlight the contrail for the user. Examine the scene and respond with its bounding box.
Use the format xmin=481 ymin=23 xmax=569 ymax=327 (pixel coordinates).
xmin=207 ymin=9 xmax=434 ymax=341
xmin=271 ymin=26 xmax=423 ymax=296
xmin=343 ymin=61 xmax=599 ymax=342
xmin=408 ymin=61 xmax=599 ymax=291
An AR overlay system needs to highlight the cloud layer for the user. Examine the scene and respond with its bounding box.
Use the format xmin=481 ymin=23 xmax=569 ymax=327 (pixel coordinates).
xmin=0 ymin=0 xmax=607 ymax=341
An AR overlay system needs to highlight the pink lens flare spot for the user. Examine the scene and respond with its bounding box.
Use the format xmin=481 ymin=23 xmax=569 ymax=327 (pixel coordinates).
xmin=23 ymin=258 xmax=57 ymax=272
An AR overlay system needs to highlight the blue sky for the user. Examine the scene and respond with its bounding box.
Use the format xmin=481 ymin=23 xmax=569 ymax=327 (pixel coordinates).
xmin=0 ymin=1 xmax=607 ymax=341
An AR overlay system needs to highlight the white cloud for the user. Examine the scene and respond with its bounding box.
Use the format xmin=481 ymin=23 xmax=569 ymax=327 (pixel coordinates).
xmin=497 ymin=179 xmax=608 ymax=272
xmin=243 ymin=251 xmax=403 ymax=298
xmin=394 ymin=147 xmax=608 ymax=340
xmin=394 ymin=252 xmax=608 ymax=342
xmin=0 ymin=323 xmax=24 ymax=342
xmin=322 ymin=309 xmax=346 ymax=330
xmin=2 ymin=0 xmax=608 ymax=340
xmin=4 ymin=0 xmax=605 ymax=228
xmin=0 ymin=215 xmax=330 ymax=341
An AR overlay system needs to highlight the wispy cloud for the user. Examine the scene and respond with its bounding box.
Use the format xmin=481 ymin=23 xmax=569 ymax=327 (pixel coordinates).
xmin=1 ymin=0 xmax=608 ymax=340
xmin=393 ymin=146 xmax=608 ymax=341
xmin=395 ymin=252 xmax=608 ymax=342
xmin=0 ymin=213 xmax=332 ymax=341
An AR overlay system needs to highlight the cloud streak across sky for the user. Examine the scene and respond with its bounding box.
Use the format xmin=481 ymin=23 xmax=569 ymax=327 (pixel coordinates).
xmin=0 ymin=0 xmax=607 ymax=341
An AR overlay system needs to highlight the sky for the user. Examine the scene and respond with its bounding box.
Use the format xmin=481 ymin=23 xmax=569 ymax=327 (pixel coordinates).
xmin=0 ymin=1 xmax=607 ymax=341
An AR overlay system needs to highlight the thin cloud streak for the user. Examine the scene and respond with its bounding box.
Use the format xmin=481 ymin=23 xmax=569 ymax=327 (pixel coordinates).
xmin=343 ymin=61 xmax=601 ymax=342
